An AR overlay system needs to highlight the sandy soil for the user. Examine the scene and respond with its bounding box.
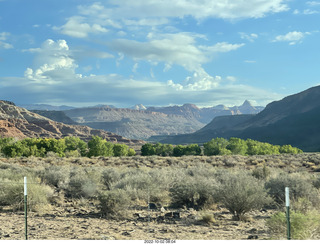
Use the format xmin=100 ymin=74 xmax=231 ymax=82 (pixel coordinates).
xmin=0 ymin=206 xmax=275 ymax=240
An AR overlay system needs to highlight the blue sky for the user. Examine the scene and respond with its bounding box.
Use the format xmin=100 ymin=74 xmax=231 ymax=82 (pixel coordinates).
xmin=1 ymin=0 xmax=320 ymax=108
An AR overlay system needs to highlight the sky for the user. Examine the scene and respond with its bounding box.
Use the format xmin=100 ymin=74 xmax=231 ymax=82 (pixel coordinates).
xmin=1 ymin=0 xmax=320 ymax=108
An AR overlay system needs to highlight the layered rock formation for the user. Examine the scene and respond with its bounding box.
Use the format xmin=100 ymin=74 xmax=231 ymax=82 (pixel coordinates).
xmin=0 ymin=100 xmax=144 ymax=145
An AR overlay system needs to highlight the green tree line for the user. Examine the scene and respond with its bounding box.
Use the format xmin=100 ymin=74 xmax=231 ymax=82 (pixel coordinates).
xmin=141 ymin=137 xmax=302 ymax=156
xmin=0 ymin=136 xmax=136 ymax=158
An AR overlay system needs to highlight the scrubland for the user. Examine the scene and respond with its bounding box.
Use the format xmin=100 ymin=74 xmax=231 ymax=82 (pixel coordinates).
xmin=1 ymin=153 xmax=320 ymax=240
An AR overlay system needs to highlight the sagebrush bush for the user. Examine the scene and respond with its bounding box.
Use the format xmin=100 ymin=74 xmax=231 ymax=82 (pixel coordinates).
xmin=0 ymin=175 xmax=54 ymax=213
xmin=252 ymin=165 xmax=271 ymax=180
xmin=65 ymin=167 xmax=100 ymax=198
xmin=113 ymin=169 xmax=170 ymax=205
xmin=169 ymin=175 xmax=217 ymax=210
xmin=312 ymin=175 xmax=320 ymax=189
xmin=27 ymin=180 xmax=54 ymax=213
xmin=98 ymin=189 xmax=131 ymax=219
xmin=40 ymin=165 xmax=71 ymax=189
xmin=199 ymin=211 xmax=216 ymax=225
xmin=0 ymin=178 xmax=24 ymax=208
xmin=265 ymin=173 xmax=319 ymax=207
xmin=267 ymin=210 xmax=320 ymax=239
xmin=101 ymin=168 xmax=121 ymax=190
xmin=215 ymin=171 xmax=271 ymax=219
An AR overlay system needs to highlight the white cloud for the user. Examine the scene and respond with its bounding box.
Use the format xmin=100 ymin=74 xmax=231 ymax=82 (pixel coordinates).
xmin=303 ymin=9 xmax=319 ymax=14
xmin=226 ymin=76 xmax=237 ymax=82
xmin=0 ymin=32 xmax=13 ymax=49
xmin=24 ymin=39 xmax=79 ymax=82
xmin=244 ymin=60 xmax=257 ymax=63
xmin=55 ymin=1 xmax=289 ymax=38
xmin=108 ymin=0 xmax=289 ymax=20
xmin=132 ymin=63 xmax=139 ymax=73
xmin=273 ymin=31 xmax=311 ymax=45
xmin=110 ymin=33 xmax=244 ymax=72
xmin=110 ymin=33 xmax=206 ymax=71
xmin=293 ymin=9 xmax=319 ymax=15
xmin=168 ymin=69 xmax=222 ymax=91
xmin=239 ymin=32 xmax=259 ymax=42
xmin=53 ymin=16 xmax=108 ymax=38
xmin=307 ymin=1 xmax=320 ymax=6
xmin=1 ymin=72 xmax=281 ymax=107
xmin=199 ymin=42 xmax=245 ymax=53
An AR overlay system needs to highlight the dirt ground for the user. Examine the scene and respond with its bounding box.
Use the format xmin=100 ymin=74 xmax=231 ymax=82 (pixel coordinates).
xmin=0 ymin=206 xmax=275 ymax=240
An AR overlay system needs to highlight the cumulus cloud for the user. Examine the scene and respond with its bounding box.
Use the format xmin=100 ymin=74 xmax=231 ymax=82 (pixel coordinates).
xmin=273 ymin=31 xmax=311 ymax=45
xmin=0 ymin=32 xmax=13 ymax=49
xmin=110 ymin=33 xmax=244 ymax=72
xmin=24 ymin=39 xmax=79 ymax=82
xmin=168 ymin=68 xmax=221 ymax=91
xmin=0 ymin=72 xmax=281 ymax=107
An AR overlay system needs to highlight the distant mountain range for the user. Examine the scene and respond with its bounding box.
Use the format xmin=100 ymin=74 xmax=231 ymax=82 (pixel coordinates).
xmin=19 ymin=104 xmax=76 ymax=111
xmin=161 ymin=85 xmax=320 ymax=152
xmin=0 ymin=101 xmax=143 ymax=145
xmin=146 ymin=100 xmax=264 ymax=124
xmin=24 ymin=101 xmax=263 ymax=140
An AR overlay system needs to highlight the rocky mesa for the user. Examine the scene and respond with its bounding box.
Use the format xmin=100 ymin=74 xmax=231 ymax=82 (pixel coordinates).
xmin=0 ymin=100 xmax=144 ymax=145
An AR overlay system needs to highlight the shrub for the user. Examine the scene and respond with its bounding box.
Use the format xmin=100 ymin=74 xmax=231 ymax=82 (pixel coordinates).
xmin=65 ymin=167 xmax=100 ymax=198
xmin=0 ymin=176 xmax=54 ymax=213
xmin=170 ymin=176 xmax=217 ymax=210
xmin=113 ymin=169 xmax=170 ymax=206
xmin=98 ymin=189 xmax=131 ymax=219
xmin=199 ymin=211 xmax=216 ymax=225
xmin=252 ymin=165 xmax=271 ymax=180
xmin=101 ymin=168 xmax=121 ymax=190
xmin=267 ymin=210 xmax=320 ymax=239
xmin=215 ymin=171 xmax=271 ymax=219
xmin=312 ymin=175 xmax=320 ymax=189
xmin=265 ymin=173 xmax=319 ymax=207
xmin=128 ymin=148 xmax=136 ymax=156
xmin=41 ymin=166 xmax=71 ymax=189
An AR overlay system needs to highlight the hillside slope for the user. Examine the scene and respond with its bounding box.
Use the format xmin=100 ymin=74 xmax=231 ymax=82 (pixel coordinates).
xmin=0 ymin=101 xmax=143 ymax=145
xmin=161 ymin=85 xmax=320 ymax=151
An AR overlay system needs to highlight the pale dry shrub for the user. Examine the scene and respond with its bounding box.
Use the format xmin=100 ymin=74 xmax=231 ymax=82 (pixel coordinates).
xmin=40 ymin=165 xmax=71 ymax=189
xmin=265 ymin=172 xmax=319 ymax=208
xmin=0 ymin=174 xmax=54 ymax=213
xmin=199 ymin=211 xmax=216 ymax=225
xmin=98 ymin=189 xmax=131 ymax=219
xmin=101 ymin=167 xmax=121 ymax=190
xmin=113 ymin=168 xmax=171 ymax=206
xmin=170 ymin=175 xmax=217 ymax=210
xmin=215 ymin=170 xmax=271 ymax=220
xmin=252 ymin=165 xmax=271 ymax=180
xmin=66 ymin=167 xmax=100 ymax=198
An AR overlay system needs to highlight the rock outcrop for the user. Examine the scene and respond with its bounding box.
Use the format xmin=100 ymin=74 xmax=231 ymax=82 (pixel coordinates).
xmin=0 ymin=100 xmax=144 ymax=145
